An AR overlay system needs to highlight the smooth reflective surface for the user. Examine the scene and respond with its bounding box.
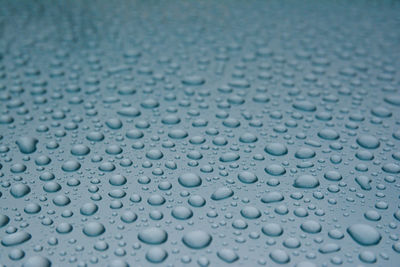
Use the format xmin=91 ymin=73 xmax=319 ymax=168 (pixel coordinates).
xmin=0 ymin=0 xmax=400 ymax=266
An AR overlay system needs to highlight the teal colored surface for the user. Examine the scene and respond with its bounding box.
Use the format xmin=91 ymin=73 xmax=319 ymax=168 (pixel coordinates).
xmin=1 ymin=1 xmax=400 ymax=266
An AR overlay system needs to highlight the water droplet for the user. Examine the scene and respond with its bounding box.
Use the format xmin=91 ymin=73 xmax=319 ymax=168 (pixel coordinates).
xmin=217 ymin=248 xmax=239 ymax=263
xmin=211 ymin=187 xmax=234 ymax=200
xmin=182 ymin=75 xmax=205 ymax=86
xmin=264 ymin=143 xmax=288 ymax=156
xmin=178 ymin=173 xmax=202 ymax=187
xmin=138 ymin=227 xmax=168 ymax=245
xmin=16 ymin=137 xmax=38 ymax=154
xmin=261 ymin=223 xmax=283 ymax=238
xmin=293 ymin=175 xmax=320 ymax=188
xmin=1 ymin=231 xmax=31 ymax=246
xmin=10 ymin=184 xmax=31 ymax=198
xmin=83 ymin=222 xmax=105 ymax=237
xmin=182 ymin=230 xmax=212 ymax=249
xmin=23 ymin=256 xmax=51 ymax=267
xmin=300 ymin=220 xmax=322 ymax=234
xmin=347 ymin=224 xmax=381 ymax=246
xmin=146 ymin=247 xmax=168 ymax=263
xmin=356 ymin=135 xmax=380 ymax=149
xmin=171 ymin=206 xmax=193 ymax=220
xmin=270 ymin=249 xmax=290 ymax=264
xmin=261 ymin=192 xmax=284 ymax=203
xmin=237 ymin=171 xmax=258 ymax=184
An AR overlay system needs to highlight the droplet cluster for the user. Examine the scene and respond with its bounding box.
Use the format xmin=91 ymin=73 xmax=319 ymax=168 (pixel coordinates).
xmin=1 ymin=0 xmax=400 ymax=266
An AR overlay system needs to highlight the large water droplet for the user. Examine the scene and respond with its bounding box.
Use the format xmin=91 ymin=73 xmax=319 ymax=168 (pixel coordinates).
xmin=211 ymin=187 xmax=234 ymax=200
xmin=347 ymin=224 xmax=381 ymax=246
xmin=138 ymin=227 xmax=168 ymax=245
xmin=16 ymin=136 xmax=38 ymax=154
xmin=182 ymin=230 xmax=212 ymax=249
xmin=83 ymin=222 xmax=105 ymax=237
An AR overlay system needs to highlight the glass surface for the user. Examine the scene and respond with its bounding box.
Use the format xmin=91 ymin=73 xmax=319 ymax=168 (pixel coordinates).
xmin=0 ymin=1 xmax=400 ymax=266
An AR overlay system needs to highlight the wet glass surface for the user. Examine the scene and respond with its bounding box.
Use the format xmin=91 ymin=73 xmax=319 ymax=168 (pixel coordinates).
xmin=1 ymin=1 xmax=400 ymax=266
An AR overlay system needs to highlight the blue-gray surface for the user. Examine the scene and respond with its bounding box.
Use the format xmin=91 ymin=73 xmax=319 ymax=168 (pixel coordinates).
xmin=0 ymin=0 xmax=400 ymax=266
